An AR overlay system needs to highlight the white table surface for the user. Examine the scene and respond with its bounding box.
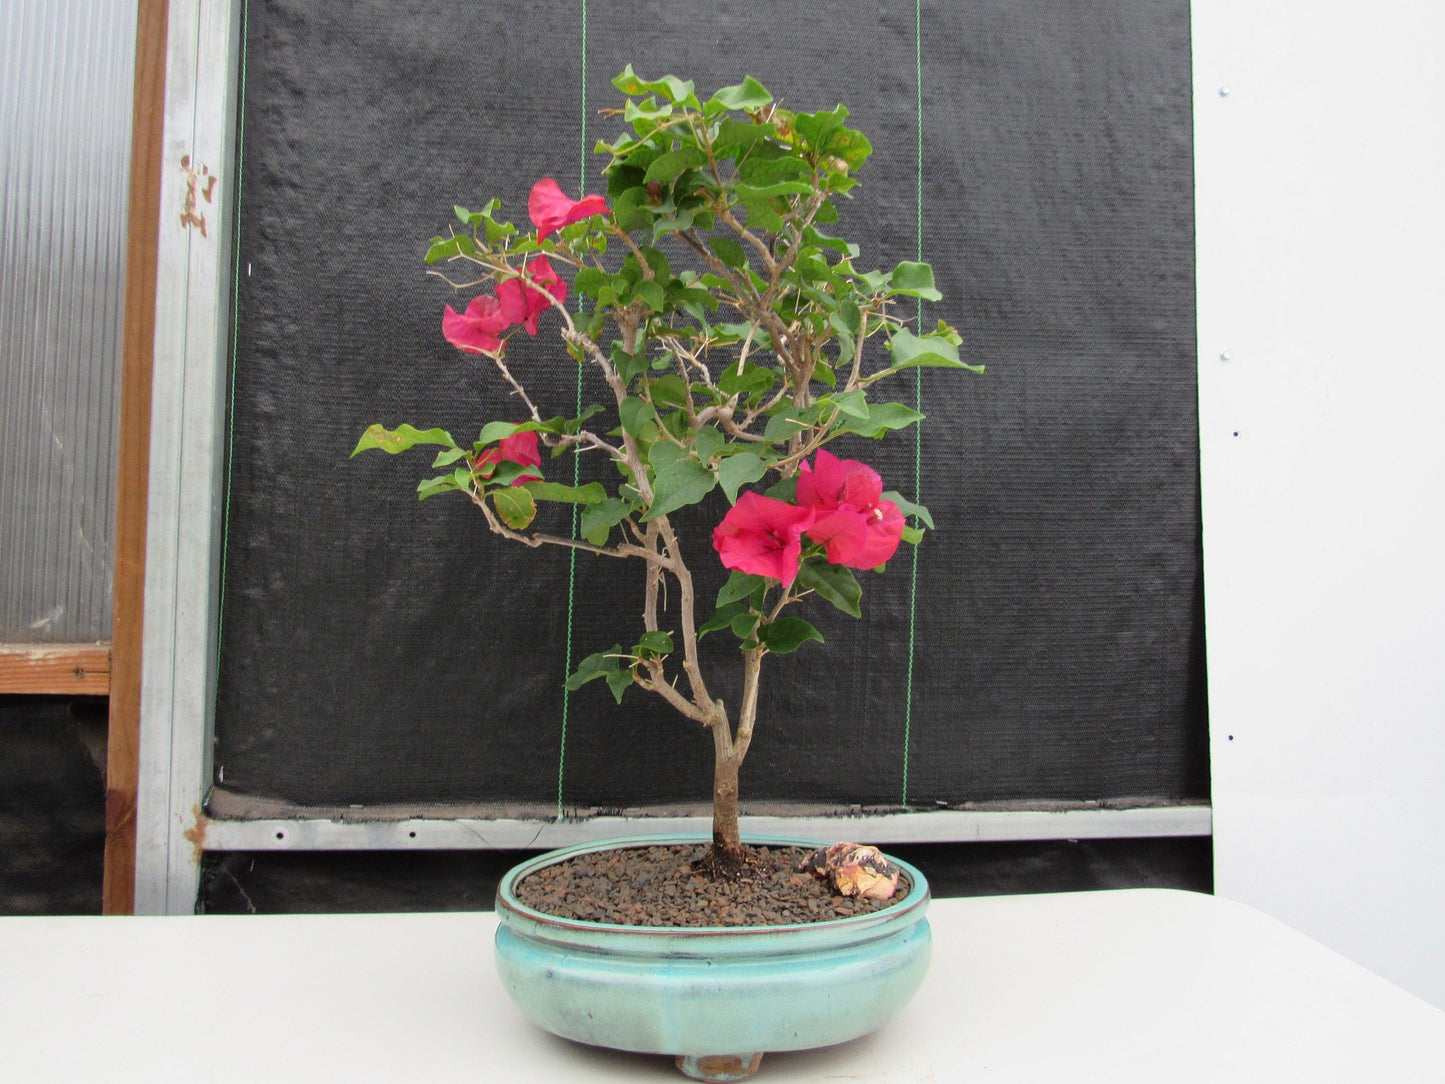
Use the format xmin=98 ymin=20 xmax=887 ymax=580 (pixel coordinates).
xmin=2 ymin=888 xmax=1442 ymax=1082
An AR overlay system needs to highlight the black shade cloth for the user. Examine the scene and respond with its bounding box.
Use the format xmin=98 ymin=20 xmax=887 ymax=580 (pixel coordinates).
xmin=0 ymin=696 xmax=106 ymax=915
xmin=198 ymin=838 xmax=1213 ymax=914
xmin=215 ymin=0 xmax=1206 ymax=811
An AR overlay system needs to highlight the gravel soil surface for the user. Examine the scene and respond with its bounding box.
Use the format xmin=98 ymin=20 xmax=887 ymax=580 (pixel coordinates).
xmin=512 ymin=843 xmax=909 ymax=927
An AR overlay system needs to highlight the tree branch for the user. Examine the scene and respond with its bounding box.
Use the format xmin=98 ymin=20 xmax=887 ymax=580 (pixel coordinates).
xmin=470 ymin=490 xmax=660 ymax=563
xmin=653 ymin=515 xmax=722 ymax=725
xmin=489 ymin=351 xmax=544 ymax=424
xmin=732 ymin=647 xmax=764 ymax=762
xmin=678 ymin=229 xmax=759 ymax=302
xmin=636 ymin=664 xmax=714 ymax=725
xmin=562 ymin=326 xmax=656 ymax=505
xmin=719 ymin=205 xmax=778 ymax=276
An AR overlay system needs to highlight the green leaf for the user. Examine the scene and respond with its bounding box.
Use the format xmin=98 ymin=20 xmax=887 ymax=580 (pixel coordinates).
xmin=764 ymin=475 xmax=798 ymax=502
xmin=719 ymin=361 xmax=776 ymax=397
xmin=763 ymin=411 xmax=810 ymax=442
xmin=829 ymin=389 xmax=869 ymax=420
xmin=416 ymin=475 xmax=459 ymax=501
xmin=693 ymin=425 xmax=726 ymax=464
xmin=580 ymin=498 xmax=631 ymax=546
xmin=856 ymin=269 xmax=890 ymax=294
xmin=487 ymin=460 xmax=536 ymax=487
xmin=644 ymin=147 xmax=707 ymax=183
xmin=820 ymin=125 xmax=872 ymax=172
xmin=641 ymin=246 xmax=671 ymax=281
xmin=611 ymin=343 xmax=649 ymax=386
xmin=736 ymin=180 xmax=816 ymax=201
xmin=740 ymin=199 xmax=783 ymax=233
xmin=565 ymin=645 xmax=623 ymax=691
xmin=641 ymin=457 xmax=717 ymax=522
xmin=707 ymin=76 xmax=773 ymax=112
xmin=699 ymin=602 xmax=747 ymax=639
xmin=736 ymin=153 xmax=812 ymax=184
xmin=717 ymin=451 xmax=768 ymax=503
xmin=932 ymin=318 xmax=963 ymax=346
xmin=612 ymin=65 xmax=697 ymax=106
xmin=651 ymin=208 xmax=699 ymax=239
xmin=482 ymin=217 xmax=516 ymax=245
xmin=791 ymin=108 xmax=872 ymax=170
xmin=564 ymin=404 xmax=607 ymax=434
xmin=477 ymin=420 xmax=522 ymax=445
xmin=521 ymin=481 xmax=607 ymax=505
xmin=605 ymin=668 xmax=635 ymax=703
xmin=701 ymin=604 xmax=747 ymax=639
xmin=717 ymin=571 xmax=765 ymax=607
xmin=648 ymin=441 xmax=688 ymax=471
xmin=534 ymin=415 xmax=571 ymax=436
xmin=802 ymin=226 xmax=859 ymax=258
xmin=491 ymin=486 xmax=537 ymax=529
xmin=424 ymin=235 xmax=475 ymax=264
xmin=710 ymin=236 xmax=747 ymax=268
xmin=623 ymin=96 xmax=673 ymax=124
xmin=647 ymin=374 xmax=689 ymax=408
xmin=792 ymin=105 xmax=847 ymax=149
xmin=757 ymin=616 xmax=824 ymax=654
xmin=620 ymin=396 xmax=657 ymax=436
xmin=888 ymin=328 xmax=977 ymax=371
xmin=837 ymin=401 xmax=925 ymax=438
xmin=795 ymin=561 xmax=862 ymax=618
xmin=712 ymin=121 xmax=775 ymax=158
xmin=352 ymin=424 xmax=456 ymax=457
xmin=731 ymin=613 xmax=760 ymax=640
xmin=882 ymin=490 xmax=934 ymax=529
xmin=431 ymin=446 xmax=469 ymax=468
xmin=900 ymin=525 xmax=924 ymax=545
xmin=636 ymin=630 xmax=674 ymax=655
xmin=611 ymin=186 xmax=653 ymax=233
xmin=890 ymin=261 xmax=942 ymax=301
xmin=634 ymin=280 xmax=666 ymax=312
xmin=574 ymin=267 xmax=608 ymax=297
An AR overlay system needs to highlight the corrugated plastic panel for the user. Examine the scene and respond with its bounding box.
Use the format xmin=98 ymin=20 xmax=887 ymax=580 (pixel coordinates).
xmin=0 ymin=0 xmax=138 ymax=642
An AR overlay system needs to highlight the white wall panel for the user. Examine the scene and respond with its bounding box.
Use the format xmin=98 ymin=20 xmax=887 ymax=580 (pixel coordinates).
xmin=1197 ymin=0 xmax=1445 ymax=1008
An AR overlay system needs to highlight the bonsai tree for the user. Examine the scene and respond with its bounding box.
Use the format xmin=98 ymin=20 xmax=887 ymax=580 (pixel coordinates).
xmin=355 ymin=67 xmax=980 ymax=876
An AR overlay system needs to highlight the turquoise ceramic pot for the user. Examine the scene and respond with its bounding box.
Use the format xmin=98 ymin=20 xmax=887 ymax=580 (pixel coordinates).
xmin=494 ymin=835 xmax=931 ymax=1082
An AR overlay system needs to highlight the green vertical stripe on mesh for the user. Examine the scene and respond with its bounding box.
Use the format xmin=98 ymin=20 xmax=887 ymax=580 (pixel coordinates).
xmin=557 ymin=0 xmax=588 ymax=818
xmin=901 ymin=0 xmax=925 ymax=807
xmin=216 ymin=0 xmax=252 ymax=677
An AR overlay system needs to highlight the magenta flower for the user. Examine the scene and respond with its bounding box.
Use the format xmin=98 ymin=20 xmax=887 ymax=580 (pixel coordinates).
xmin=496 ymin=255 xmax=569 ymax=336
xmin=712 ymin=492 xmax=816 ymax=588
xmin=796 ymin=449 xmax=905 ymax=569
xmin=442 ymin=294 xmax=509 ymax=354
xmin=476 ymin=430 xmax=542 ymax=486
xmin=528 ymin=177 xmax=610 ymax=240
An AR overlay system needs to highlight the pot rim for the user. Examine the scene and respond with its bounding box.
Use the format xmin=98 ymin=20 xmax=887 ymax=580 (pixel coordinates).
xmin=495 ymin=833 xmax=930 ymax=943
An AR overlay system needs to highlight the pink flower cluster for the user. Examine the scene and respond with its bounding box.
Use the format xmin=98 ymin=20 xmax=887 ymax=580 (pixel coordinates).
xmin=528 ymin=178 xmax=610 ymax=240
xmin=711 ymin=450 xmax=906 ymax=587
xmin=475 ymin=430 xmax=542 ymax=487
xmin=442 ymin=179 xmax=610 ymax=355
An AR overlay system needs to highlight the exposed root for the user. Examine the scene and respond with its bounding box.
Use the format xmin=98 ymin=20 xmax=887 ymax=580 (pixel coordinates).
xmin=692 ymin=840 xmax=760 ymax=882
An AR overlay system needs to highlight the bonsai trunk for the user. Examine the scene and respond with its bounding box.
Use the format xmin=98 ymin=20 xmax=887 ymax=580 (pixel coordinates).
xmin=710 ymin=749 xmax=744 ymax=873
xmin=702 ymin=691 xmax=747 ymax=878
xmin=702 ymin=647 xmax=763 ymax=878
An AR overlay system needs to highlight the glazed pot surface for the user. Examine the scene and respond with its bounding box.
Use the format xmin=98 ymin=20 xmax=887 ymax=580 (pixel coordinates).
xmin=493 ymin=835 xmax=932 ymax=1065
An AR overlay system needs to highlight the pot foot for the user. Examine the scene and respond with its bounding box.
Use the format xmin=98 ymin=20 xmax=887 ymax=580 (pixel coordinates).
xmin=675 ymin=1052 xmax=764 ymax=1081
